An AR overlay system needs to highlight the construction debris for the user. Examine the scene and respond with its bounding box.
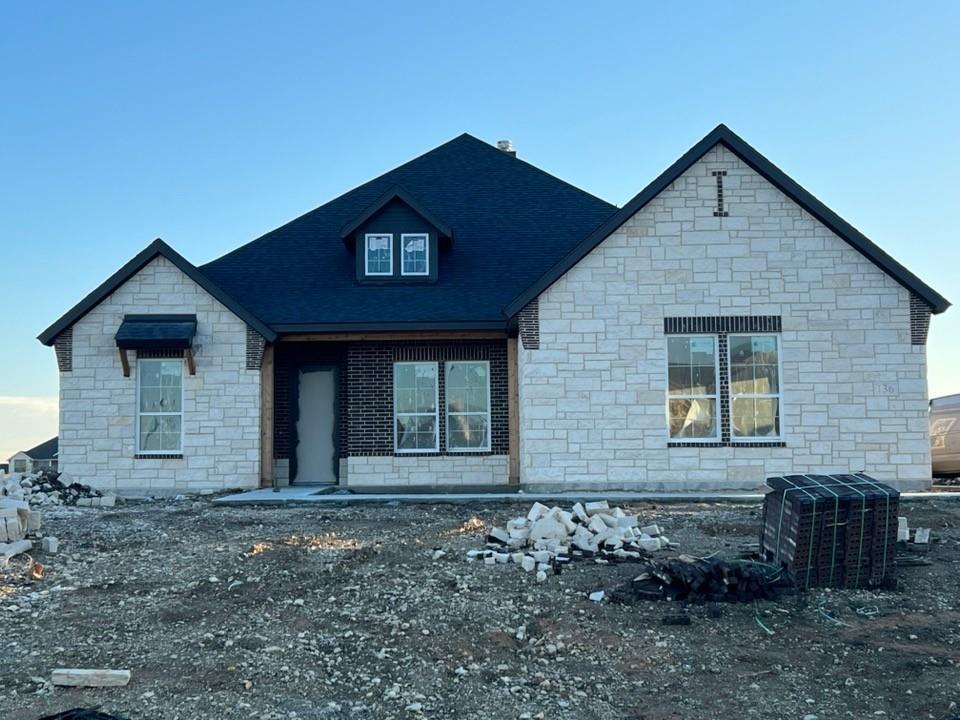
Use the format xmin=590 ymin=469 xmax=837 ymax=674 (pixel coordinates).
xmin=612 ymin=555 xmax=794 ymax=604
xmin=0 ymin=470 xmax=115 ymax=508
xmin=467 ymin=502 xmax=673 ymax=576
xmin=50 ymin=669 xmax=132 ymax=688
xmin=1 ymin=539 xmax=33 ymax=564
xmin=39 ymin=710 xmax=130 ymax=720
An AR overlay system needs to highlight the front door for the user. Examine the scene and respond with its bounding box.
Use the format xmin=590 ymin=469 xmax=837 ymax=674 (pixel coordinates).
xmin=295 ymin=368 xmax=337 ymax=484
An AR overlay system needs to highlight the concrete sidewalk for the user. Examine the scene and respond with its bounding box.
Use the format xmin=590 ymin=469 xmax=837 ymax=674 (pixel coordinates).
xmin=213 ymin=486 xmax=960 ymax=506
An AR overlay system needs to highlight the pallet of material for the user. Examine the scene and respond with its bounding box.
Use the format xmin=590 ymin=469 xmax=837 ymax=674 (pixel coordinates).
xmin=760 ymin=473 xmax=898 ymax=589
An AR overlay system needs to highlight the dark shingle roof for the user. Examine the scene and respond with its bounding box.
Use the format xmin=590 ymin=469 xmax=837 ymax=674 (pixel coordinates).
xmin=200 ymin=134 xmax=618 ymax=330
xmin=23 ymin=437 xmax=58 ymax=460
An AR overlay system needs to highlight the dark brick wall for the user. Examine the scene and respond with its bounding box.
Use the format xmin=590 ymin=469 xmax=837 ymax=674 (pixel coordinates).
xmin=910 ymin=294 xmax=931 ymax=346
xmin=273 ymin=339 xmax=508 ymax=461
xmin=54 ymin=328 xmax=73 ymax=372
xmin=274 ymin=343 xmax=348 ymax=461
xmin=346 ymin=340 xmax=509 ymax=457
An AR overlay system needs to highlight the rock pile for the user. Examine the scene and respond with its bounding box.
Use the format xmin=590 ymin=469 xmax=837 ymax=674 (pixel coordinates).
xmin=1 ymin=471 xmax=115 ymax=508
xmin=467 ymin=501 xmax=673 ymax=580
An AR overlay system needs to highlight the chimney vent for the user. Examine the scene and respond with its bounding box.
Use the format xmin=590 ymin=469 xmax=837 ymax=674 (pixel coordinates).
xmin=496 ymin=139 xmax=516 ymax=157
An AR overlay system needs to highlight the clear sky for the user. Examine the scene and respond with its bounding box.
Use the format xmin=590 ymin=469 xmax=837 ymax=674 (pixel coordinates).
xmin=1 ymin=1 xmax=958 ymax=459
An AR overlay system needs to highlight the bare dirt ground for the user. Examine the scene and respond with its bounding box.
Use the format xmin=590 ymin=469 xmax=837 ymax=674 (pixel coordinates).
xmin=1 ymin=498 xmax=958 ymax=720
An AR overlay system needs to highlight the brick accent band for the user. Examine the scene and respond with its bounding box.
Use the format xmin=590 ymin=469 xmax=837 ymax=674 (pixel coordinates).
xmin=54 ymin=327 xmax=73 ymax=372
xmin=910 ymin=294 xmax=931 ymax=346
xmin=246 ymin=327 xmax=266 ymax=369
xmin=136 ymin=348 xmax=184 ymax=359
xmin=518 ymin=298 xmax=540 ymax=350
xmin=664 ymin=315 xmax=782 ymax=335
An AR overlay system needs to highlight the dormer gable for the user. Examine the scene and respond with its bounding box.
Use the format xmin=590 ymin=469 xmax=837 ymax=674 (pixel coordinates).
xmin=340 ymin=186 xmax=452 ymax=284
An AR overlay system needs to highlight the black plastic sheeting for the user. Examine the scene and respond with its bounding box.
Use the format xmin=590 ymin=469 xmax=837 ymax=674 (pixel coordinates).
xmin=39 ymin=710 xmax=128 ymax=720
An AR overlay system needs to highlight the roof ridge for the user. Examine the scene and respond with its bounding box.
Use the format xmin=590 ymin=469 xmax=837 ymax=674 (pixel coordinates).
xmin=202 ymin=134 xmax=483 ymax=268
xmin=202 ymin=134 xmax=616 ymax=270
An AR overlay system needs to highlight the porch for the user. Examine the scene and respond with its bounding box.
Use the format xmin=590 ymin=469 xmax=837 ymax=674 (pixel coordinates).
xmin=259 ymin=331 xmax=520 ymax=491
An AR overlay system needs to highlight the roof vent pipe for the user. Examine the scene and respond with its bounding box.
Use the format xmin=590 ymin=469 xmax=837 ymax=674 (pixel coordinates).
xmin=496 ymin=139 xmax=516 ymax=157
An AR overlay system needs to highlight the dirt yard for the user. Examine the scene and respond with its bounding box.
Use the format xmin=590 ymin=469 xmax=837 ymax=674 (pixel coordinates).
xmin=1 ymin=498 xmax=958 ymax=720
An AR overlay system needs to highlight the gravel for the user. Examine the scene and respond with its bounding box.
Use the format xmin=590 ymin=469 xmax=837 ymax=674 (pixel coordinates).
xmin=1 ymin=498 xmax=958 ymax=720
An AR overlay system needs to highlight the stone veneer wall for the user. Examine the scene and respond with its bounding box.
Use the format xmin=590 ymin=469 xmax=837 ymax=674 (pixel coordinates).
xmin=518 ymin=144 xmax=932 ymax=492
xmin=58 ymin=255 xmax=261 ymax=492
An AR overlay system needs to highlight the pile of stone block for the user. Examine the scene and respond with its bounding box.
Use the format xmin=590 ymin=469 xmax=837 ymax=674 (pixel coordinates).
xmin=0 ymin=498 xmax=40 ymax=543
xmin=467 ymin=501 xmax=673 ymax=580
xmin=1 ymin=471 xmax=115 ymax=508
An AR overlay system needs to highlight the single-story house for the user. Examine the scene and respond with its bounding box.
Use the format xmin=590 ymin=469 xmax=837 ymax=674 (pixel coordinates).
xmin=38 ymin=125 xmax=948 ymax=493
xmin=7 ymin=437 xmax=59 ymax=474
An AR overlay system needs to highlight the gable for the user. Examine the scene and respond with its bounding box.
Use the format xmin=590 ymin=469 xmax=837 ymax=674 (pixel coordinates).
xmin=504 ymin=125 xmax=949 ymax=318
xmin=38 ymin=239 xmax=275 ymax=345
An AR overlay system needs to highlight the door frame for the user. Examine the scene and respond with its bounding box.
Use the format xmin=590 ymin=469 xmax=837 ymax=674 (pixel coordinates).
xmin=288 ymin=363 xmax=340 ymax=484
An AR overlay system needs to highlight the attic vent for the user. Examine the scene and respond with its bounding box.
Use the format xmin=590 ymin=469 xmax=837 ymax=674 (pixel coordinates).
xmin=910 ymin=294 xmax=931 ymax=346
xmin=496 ymin=140 xmax=516 ymax=157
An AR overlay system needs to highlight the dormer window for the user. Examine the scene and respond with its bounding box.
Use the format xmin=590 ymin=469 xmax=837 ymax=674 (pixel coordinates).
xmin=365 ymin=233 xmax=393 ymax=276
xmin=401 ymin=233 xmax=429 ymax=276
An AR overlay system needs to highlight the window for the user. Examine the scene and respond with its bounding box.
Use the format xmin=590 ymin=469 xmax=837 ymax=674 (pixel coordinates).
xmin=446 ymin=361 xmax=491 ymax=451
xmin=137 ymin=358 xmax=183 ymax=453
xmin=667 ymin=336 xmax=719 ymax=440
xmin=365 ymin=233 xmax=393 ymax=276
xmin=400 ymin=233 xmax=429 ymax=276
xmin=394 ymin=362 xmax=438 ymax=452
xmin=729 ymin=335 xmax=782 ymax=439
xmin=13 ymin=459 xmax=26 ymax=473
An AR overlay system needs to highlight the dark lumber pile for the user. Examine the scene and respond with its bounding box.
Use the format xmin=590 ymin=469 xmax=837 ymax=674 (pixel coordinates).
xmin=610 ymin=555 xmax=795 ymax=604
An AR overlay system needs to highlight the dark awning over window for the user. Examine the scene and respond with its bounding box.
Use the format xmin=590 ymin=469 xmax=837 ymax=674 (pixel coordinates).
xmin=115 ymin=315 xmax=197 ymax=350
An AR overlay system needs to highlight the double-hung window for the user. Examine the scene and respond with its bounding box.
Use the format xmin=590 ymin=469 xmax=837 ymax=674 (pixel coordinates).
xmin=394 ymin=362 xmax=439 ymax=452
xmin=365 ymin=233 xmax=393 ymax=276
xmin=13 ymin=459 xmax=26 ymax=473
xmin=667 ymin=336 xmax=720 ymax=440
xmin=400 ymin=233 xmax=429 ymax=276
xmin=446 ymin=361 xmax=491 ymax=451
xmin=729 ymin=335 xmax=782 ymax=440
xmin=137 ymin=358 xmax=183 ymax=453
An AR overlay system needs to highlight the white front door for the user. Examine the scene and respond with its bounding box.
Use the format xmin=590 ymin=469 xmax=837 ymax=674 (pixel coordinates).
xmin=295 ymin=368 xmax=337 ymax=484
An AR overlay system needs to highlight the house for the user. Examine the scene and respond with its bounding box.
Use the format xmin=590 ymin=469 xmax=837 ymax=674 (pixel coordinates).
xmin=37 ymin=125 xmax=949 ymax=494
xmin=7 ymin=437 xmax=59 ymax=474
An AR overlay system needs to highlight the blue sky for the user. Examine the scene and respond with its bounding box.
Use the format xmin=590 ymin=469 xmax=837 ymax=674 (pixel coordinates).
xmin=1 ymin=1 xmax=958 ymax=456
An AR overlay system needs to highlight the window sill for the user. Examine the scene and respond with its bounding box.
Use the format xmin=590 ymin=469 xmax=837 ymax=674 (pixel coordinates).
xmin=134 ymin=453 xmax=184 ymax=460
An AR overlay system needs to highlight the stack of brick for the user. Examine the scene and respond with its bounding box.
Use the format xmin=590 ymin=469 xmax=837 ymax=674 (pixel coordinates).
xmin=760 ymin=473 xmax=899 ymax=589
xmin=467 ymin=501 xmax=673 ymax=580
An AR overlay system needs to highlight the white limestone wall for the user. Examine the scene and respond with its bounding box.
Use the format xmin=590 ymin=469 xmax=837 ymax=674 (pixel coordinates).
xmin=345 ymin=455 xmax=510 ymax=487
xmin=519 ymin=144 xmax=931 ymax=492
xmin=59 ymin=256 xmax=261 ymax=492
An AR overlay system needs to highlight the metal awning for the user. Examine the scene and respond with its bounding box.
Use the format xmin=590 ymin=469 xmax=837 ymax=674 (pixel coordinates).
xmin=115 ymin=314 xmax=197 ymax=350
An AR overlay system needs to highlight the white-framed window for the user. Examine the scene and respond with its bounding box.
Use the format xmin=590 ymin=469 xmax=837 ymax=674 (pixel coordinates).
xmin=12 ymin=459 xmax=26 ymax=473
xmin=365 ymin=233 xmax=393 ymax=276
xmin=400 ymin=233 xmax=429 ymax=276
xmin=446 ymin=360 xmax=491 ymax=452
xmin=666 ymin=335 xmax=720 ymax=441
xmin=394 ymin=362 xmax=439 ymax=452
xmin=136 ymin=358 xmax=183 ymax=453
xmin=729 ymin=334 xmax=782 ymax=440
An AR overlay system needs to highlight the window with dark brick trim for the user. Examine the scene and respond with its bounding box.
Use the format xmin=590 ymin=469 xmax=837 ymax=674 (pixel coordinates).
xmin=665 ymin=317 xmax=785 ymax=448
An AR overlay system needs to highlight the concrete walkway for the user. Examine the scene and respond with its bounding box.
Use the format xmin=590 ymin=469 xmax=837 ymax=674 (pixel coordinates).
xmin=213 ymin=486 xmax=960 ymax=506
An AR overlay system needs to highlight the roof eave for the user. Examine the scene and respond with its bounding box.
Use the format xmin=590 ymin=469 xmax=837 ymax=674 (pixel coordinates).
xmin=338 ymin=186 xmax=454 ymax=241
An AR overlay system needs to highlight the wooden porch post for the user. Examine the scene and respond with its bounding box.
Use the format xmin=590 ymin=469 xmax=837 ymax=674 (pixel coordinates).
xmin=507 ymin=337 xmax=520 ymax=486
xmin=260 ymin=344 xmax=275 ymax=488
